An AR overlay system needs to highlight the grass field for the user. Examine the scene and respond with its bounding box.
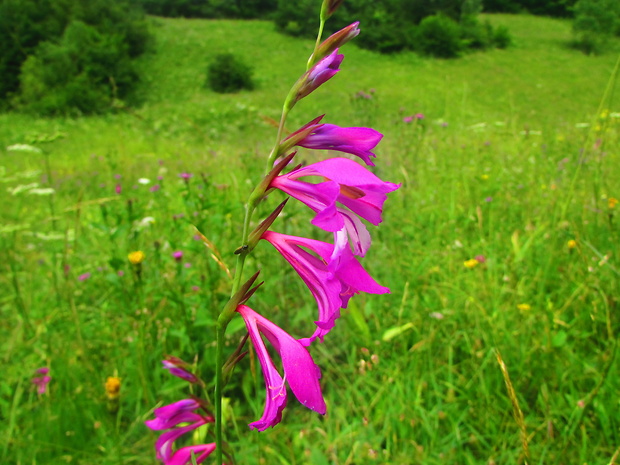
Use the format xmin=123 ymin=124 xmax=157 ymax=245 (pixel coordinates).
xmin=1 ymin=12 xmax=619 ymax=465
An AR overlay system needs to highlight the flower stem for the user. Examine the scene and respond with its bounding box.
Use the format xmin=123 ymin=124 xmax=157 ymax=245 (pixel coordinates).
xmin=307 ymin=17 xmax=326 ymax=70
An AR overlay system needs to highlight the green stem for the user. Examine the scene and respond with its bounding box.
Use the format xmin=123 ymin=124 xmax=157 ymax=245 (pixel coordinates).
xmin=307 ymin=17 xmax=326 ymax=70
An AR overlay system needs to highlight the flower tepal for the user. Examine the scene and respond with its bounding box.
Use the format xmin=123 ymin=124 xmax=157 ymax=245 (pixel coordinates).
xmin=291 ymin=50 xmax=344 ymax=105
xmin=262 ymin=231 xmax=389 ymax=345
xmin=236 ymin=305 xmax=326 ymax=430
xmin=145 ymin=399 xmax=215 ymax=464
xmin=270 ymin=157 xmax=400 ymax=232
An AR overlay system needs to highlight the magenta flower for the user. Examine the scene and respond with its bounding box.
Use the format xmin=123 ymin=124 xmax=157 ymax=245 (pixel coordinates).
xmin=78 ymin=272 xmax=91 ymax=282
xmin=403 ymin=116 xmax=413 ymax=123
xmin=295 ymin=122 xmax=383 ymax=167
xmin=236 ymin=305 xmax=326 ymax=430
xmin=293 ymin=50 xmax=344 ymax=103
xmin=179 ymin=173 xmax=193 ymax=180
xmin=313 ymin=22 xmax=360 ymax=63
xmin=172 ymin=251 xmax=183 ymax=262
xmin=115 ymin=184 xmax=122 ymax=195
xmin=162 ymin=356 xmax=199 ymax=384
xmin=32 ymin=367 xmax=51 ymax=394
xmin=145 ymin=399 xmax=214 ymax=464
xmin=270 ymin=157 xmax=400 ymax=232
xmin=150 ymin=184 xmax=161 ymax=192
xmin=262 ymin=231 xmax=389 ymax=345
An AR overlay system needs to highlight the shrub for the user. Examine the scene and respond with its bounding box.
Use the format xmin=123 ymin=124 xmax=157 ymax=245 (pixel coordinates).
xmin=460 ymin=16 xmax=493 ymax=49
xmin=572 ymin=0 xmax=620 ymax=54
xmin=493 ymin=25 xmax=512 ymax=48
xmin=206 ymin=54 xmax=254 ymax=94
xmin=1 ymin=0 xmax=149 ymax=112
xmin=415 ymin=14 xmax=464 ymax=58
xmin=16 ymin=20 xmax=139 ymax=115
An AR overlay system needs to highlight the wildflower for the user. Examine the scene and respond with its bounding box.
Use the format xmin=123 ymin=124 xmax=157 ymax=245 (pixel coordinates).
xmin=128 ymin=251 xmax=145 ymax=265
xmin=179 ymin=173 xmax=193 ymax=180
xmin=145 ymin=399 xmax=215 ymax=464
xmin=262 ymin=231 xmax=389 ymax=344
xmin=115 ymin=184 xmax=122 ymax=195
xmin=105 ymin=377 xmax=121 ymax=400
xmin=299 ymin=125 xmax=383 ymax=166
xmin=150 ymin=184 xmax=161 ymax=192
xmin=322 ymin=0 xmax=344 ymax=18
xmin=474 ymin=255 xmax=486 ymax=264
xmin=32 ymin=367 xmax=51 ymax=395
xmin=78 ymin=272 xmax=91 ymax=282
xmin=415 ymin=113 xmax=424 ymax=120
xmin=403 ymin=116 xmax=413 ymax=123
xmin=464 ymin=259 xmax=479 ymax=269
xmin=270 ymin=157 xmax=400 ymax=232
xmin=480 ymin=174 xmax=489 ymax=180
xmin=312 ymin=22 xmax=360 ymax=67
xmin=484 ymin=196 xmax=493 ymax=202
xmin=567 ymin=239 xmax=577 ymax=249
xmin=236 ymin=305 xmax=326 ymax=430
xmin=138 ymin=178 xmax=151 ymax=185
xmin=279 ymin=116 xmax=383 ymax=166
xmin=290 ymin=50 xmax=343 ymax=106
xmin=517 ymin=303 xmax=531 ymax=311
xmin=162 ymin=356 xmax=200 ymax=384
xmin=172 ymin=251 xmax=183 ymax=262
xmin=608 ymin=197 xmax=618 ymax=209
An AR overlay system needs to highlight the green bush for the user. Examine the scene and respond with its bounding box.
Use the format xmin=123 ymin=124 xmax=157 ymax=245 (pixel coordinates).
xmin=572 ymin=0 xmax=620 ymax=54
xmin=493 ymin=25 xmax=512 ymax=48
xmin=1 ymin=0 xmax=149 ymax=113
xmin=16 ymin=21 xmax=139 ymax=115
xmin=206 ymin=53 xmax=254 ymax=93
xmin=415 ymin=14 xmax=464 ymax=58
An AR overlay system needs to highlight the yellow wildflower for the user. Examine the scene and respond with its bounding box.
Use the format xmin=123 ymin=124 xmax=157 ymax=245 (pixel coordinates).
xmin=567 ymin=239 xmax=577 ymax=249
xmin=480 ymin=174 xmax=489 ymax=180
xmin=464 ymin=259 xmax=479 ymax=269
xmin=517 ymin=303 xmax=531 ymax=311
xmin=105 ymin=377 xmax=121 ymax=400
xmin=128 ymin=251 xmax=145 ymax=265
xmin=608 ymin=197 xmax=618 ymax=209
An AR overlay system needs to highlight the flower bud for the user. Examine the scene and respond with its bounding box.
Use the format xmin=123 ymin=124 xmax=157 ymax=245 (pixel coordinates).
xmin=288 ymin=50 xmax=343 ymax=109
xmin=312 ymin=22 xmax=360 ymax=66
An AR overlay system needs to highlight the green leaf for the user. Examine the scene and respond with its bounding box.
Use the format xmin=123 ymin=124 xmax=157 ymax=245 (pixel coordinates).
xmin=552 ymin=330 xmax=568 ymax=347
xmin=382 ymin=322 xmax=414 ymax=342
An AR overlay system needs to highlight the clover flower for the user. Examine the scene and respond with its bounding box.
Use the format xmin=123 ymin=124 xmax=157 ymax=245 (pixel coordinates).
xmin=236 ymin=305 xmax=325 ymax=430
xmin=32 ymin=367 xmax=51 ymax=395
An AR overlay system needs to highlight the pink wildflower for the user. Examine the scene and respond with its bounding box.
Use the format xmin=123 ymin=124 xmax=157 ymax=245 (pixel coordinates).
xmin=236 ymin=305 xmax=326 ymax=430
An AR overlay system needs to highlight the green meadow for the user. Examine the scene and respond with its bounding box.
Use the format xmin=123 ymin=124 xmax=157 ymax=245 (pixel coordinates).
xmin=1 ymin=12 xmax=619 ymax=464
